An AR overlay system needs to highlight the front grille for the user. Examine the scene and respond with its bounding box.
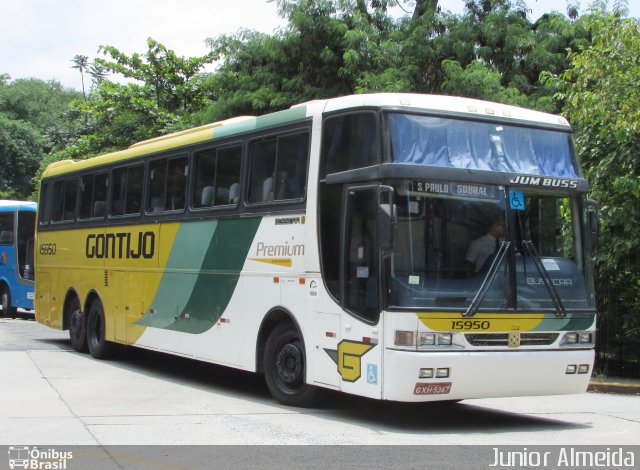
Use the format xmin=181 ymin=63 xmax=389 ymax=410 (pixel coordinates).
xmin=465 ymin=332 xmax=559 ymax=347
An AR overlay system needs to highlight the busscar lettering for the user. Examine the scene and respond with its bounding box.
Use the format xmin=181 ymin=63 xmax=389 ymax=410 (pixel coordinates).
xmin=86 ymin=232 xmax=155 ymax=259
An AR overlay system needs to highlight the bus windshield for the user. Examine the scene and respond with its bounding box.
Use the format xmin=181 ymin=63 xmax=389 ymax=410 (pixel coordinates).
xmin=388 ymin=181 xmax=593 ymax=311
xmin=388 ymin=113 xmax=578 ymax=177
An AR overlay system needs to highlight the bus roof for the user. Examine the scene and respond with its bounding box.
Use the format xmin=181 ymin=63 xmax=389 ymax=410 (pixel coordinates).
xmin=42 ymin=93 xmax=570 ymax=179
xmin=304 ymin=93 xmax=570 ymax=128
xmin=0 ymin=200 xmax=37 ymax=211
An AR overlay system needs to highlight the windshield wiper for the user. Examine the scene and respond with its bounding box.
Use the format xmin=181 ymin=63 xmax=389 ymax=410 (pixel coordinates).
xmin=522 ymin=240 xmax=567 ymax=318
xmin=464 ymin=241 xmax=510 ymax=317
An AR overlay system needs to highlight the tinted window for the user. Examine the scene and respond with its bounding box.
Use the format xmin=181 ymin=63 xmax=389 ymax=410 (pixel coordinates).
xmin=321 ymin=113 xmax=378 ymax=178
xmin=147 ymin=156 xmax=188 ymax=213
xmin=248 ymin=131 xmax=309 ymax=203
xmin=0 ymin=212 xmax=14 ymax=245
xmin=111 ymin=165 xmax=144 ymax=216
xmin=79 ymin=172 xmax=108 ymax=219
xmin=193 ymin=145 xmax=242 ymax=208
xmin=51 ymin=178 xmax=78 ymax=222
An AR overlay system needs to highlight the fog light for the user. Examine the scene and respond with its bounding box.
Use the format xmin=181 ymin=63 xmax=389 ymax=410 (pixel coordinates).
xmin=579 ymin=333 xmax=592 ymax=344
xmin=419 ymin=333 xmax=436 ymax=346
xmin=578 ymin=364 xmax=590 ymax=374
xmin=437 ymin=333 xmax=452 ymax=346
xmin=436 ymin=367 xmax=450 ymax=378
xmin=419 ymin=368 xmax=434 ymax=378
xmin=565 ymin=333 xmax=578 ymax=344
xmin=566 ymin=364 xmax=577 ymax=374
xmin=395 ymin=331 xmax=415 ymax=347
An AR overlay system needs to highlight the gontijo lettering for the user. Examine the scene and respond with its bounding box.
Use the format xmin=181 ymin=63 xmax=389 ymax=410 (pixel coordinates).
xmin=86 ymin=232 xmax=155 ymax=259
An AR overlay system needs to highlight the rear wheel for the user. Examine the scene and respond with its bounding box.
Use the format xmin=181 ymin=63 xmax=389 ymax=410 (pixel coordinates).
xmin=86 ymin=298 xmax=120 ymax=359
xmin=263 ymin=322 xmax=319 ymax=407
xmin=0 ymin=284 xmax=16 ymax=317
xmin=68 ymin=297 xmax=88 ymax=353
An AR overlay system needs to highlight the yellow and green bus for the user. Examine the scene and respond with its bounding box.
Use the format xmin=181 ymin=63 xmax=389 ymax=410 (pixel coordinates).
xmin=36 ymin=93 xmax=598 ymax=405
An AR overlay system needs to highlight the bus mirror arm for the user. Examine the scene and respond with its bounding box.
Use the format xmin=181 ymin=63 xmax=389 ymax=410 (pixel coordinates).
xmin=586 ymin=199 xmax=599 ymax=260
xmin=377 ymin=185 xmax=397 ymax=252
xmin=377 ymin=203 xmax=396 ymax=251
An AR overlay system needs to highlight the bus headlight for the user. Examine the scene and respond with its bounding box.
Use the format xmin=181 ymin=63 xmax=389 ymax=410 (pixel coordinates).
xmin=562 ymin=331 xmax=593 ymax=346
xmin=418 ymin=333 xmax=436 ymax=346
xmin=396 ymin=330 xmax=458 ymax=350
xmin=564 ymin=332 xmax=578 ymax=344
xmin=579 ymin=333 xmax=592 ymax=344
xmin=437 ymin=333 xmax=453 ymax=346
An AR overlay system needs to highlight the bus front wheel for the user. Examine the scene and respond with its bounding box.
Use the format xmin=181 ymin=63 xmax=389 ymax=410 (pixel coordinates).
xmin=263 ymin=322 xmax=319 ymax=407
xmin=86 ymin=298 xmax=120 ymax=359
xmin=68 ymin=297 xmax=88 ymax=353
xmin=0 ymin=284 xmax=16 ymax=317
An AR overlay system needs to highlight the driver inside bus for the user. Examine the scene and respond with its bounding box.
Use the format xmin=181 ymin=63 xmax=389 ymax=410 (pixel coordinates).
xmin=465 ymin=216 xmax=506 ymax=274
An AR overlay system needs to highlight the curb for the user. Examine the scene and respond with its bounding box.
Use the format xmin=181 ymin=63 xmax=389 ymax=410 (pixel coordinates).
xmin=588 ymin=380 xmax=640 ymax=395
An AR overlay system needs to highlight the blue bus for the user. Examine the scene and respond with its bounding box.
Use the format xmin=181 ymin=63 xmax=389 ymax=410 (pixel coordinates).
xmin=0 ymin=200 xmax=36 ymax=316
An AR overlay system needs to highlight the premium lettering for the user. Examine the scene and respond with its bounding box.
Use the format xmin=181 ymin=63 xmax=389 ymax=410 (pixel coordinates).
xmin=86 ymin=232 xmax=155 ymax=259
xmin=256 ymin=241 xmax=305 ymax=257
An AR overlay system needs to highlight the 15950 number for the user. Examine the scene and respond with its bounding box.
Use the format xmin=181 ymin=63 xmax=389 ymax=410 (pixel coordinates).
xmin=39 ymin=243 xmax=57 ymax=255
xmin=451 ymin=320 xmax=490 ymax=330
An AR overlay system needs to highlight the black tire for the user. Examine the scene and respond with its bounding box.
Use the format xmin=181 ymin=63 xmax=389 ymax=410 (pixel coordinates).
xmin=86 ymin=298 xmax=120 ymax=359
xmin=68 ymin=297 xmax=88 ymax=353
xmin=263 ymin=321 xmax=319 ymax=407
xmin=1 ymin=284 xmax=16 ymax=317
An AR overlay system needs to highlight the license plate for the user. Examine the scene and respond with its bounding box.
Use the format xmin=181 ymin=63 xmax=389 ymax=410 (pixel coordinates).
xmin=413 ymin=382 xmax=452 ymax=395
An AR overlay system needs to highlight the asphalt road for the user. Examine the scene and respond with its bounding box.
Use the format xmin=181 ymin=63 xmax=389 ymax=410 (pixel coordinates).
xmin=1 ymin=315 xmax=639 ymax=450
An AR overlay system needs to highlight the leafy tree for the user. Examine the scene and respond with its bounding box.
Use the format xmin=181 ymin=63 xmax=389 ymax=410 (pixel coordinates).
xmin=95 ymin=38 xmax=217 ymax=114
xmin=549 ymin=10 xmax=640 ymax=375
xmin=0 ymin=114 xmax=45 ymax=198
xmin=0 ymin=78 xmax=83 ymax=196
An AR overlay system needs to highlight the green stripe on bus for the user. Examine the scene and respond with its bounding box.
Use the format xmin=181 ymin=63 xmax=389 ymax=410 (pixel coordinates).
xmin=137 ymin=217 xmax=262 ymax=334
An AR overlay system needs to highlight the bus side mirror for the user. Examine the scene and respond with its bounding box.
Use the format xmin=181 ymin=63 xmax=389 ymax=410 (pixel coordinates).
xmin=378 ymin=203 xmax=396 ymax=251
xmin=586 ymin=199 xmax=599 ymax=260
xmin=377 ymin=185 xmax=396 ymax=251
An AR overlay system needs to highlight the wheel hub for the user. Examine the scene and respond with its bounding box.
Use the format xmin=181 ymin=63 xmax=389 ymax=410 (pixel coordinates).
xmin=276 ymin=343 xmax=302 ymax=385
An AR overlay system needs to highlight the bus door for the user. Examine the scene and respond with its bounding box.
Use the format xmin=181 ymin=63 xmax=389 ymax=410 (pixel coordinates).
xmin=338 ymin=185 xmax=390 ymax=398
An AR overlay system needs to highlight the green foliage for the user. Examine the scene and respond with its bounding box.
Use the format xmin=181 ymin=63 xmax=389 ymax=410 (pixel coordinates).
xmin=0 ymin=114 xmax=46 ymax=198
xmin=551 ymin=10 xmax=640 ymax=371
xmin=0 ymin=78 xmax=83 ymax=197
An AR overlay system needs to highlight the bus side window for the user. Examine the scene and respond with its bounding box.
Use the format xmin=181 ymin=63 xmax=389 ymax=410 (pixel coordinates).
xmin=193 ymin=145 xmax=242 ymax=209
xmin=111 ymin=165 xmax=144 ymax=216
xmin=321 ymin=113 xmax=379 ymax=177
xmin=51 ymin=178 xmax=78 ymax=222
xmin=248 ymin=132 xmax=309 ymax=204
xmin=79 ymin=172 xmax=108 ymax=219
xmin=147 ymin=156 xmax=187 ymax=213
xmin=0 ymin=212 xmax=14 ymax=245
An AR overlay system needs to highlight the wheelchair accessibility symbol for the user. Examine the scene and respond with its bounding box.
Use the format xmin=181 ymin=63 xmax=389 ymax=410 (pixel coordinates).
xmin=367 ymin=364 xmax=378 ymax=385
xmin=510 ymin=190 xmax=525 ymax=211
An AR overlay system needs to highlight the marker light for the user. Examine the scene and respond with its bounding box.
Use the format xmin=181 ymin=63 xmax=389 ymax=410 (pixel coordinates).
xmin=566 ymin=365 xmax=577 ymax=374
xmin=578 ymin=364 xmax=590 ymax=374
xmin=395 ymin=331 xmax=415 ymax=347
